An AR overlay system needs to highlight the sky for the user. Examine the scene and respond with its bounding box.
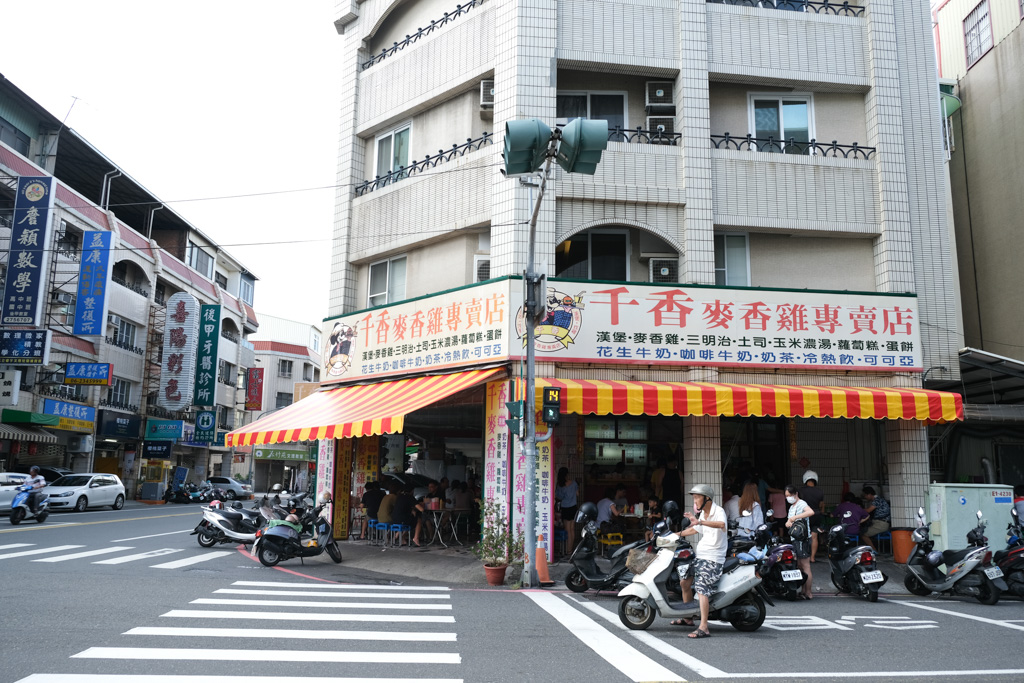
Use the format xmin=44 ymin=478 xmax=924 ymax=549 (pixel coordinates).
xmin=1 ymin=1 xmax=342 ymax=328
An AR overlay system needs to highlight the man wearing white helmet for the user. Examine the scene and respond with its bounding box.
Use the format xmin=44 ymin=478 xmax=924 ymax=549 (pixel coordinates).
xmin=799 ymin=470 xmax=825 ymax=562
xmin=668 ymin=483 xmax=727 ymax=639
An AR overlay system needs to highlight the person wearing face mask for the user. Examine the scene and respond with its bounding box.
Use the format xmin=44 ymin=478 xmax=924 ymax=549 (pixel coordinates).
xmin=668 ymin=484 xmax=727 ymax=639
xmin=784 ymin=484 xmax=815 ymax=600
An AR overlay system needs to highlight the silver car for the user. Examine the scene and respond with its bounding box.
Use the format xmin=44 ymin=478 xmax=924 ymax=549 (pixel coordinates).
xmin=0 ymin=472 xmax=29 ymax=513
xmin=44 ymin=473 xmax=126 ymax=512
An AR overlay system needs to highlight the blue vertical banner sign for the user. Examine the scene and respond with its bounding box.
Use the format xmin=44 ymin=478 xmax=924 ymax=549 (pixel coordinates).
xmin=2 ymin=176 xmax=56 ymax=325
xmin=193 ymin=304 xmax=221 ymax=406
xmin=73 ymin=231 xmax=113 ymax=335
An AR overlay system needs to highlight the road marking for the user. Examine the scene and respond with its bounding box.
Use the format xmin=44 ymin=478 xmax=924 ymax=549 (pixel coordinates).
xmin=213 ymin=588 xmax=451 ymax=599
xmin=151 ymin=552 xmax=233 ymax=569
xmin=0 ymin=512 xmax=197 ymax=535
xmin=111 ymin=529 xmax=194 ymax=542
xmin=762 ymin=615 xmax=851 ymax=631
xmin=17 ymin=675 xmax=463 ymax=682
xmin=125 ymin=626 xmax=457 ymax=641
xmin=716 ymin=670 xmax=1024 ymax=679
xmin=163 ymin=609 xmax=455 ymax=623
xmin=834 ymin=615 xmax=938 ymax=630
xmin=0 ymin=543 xmax=33 ymax=550
xmin=93 ymin=548 xmax=181 ymax=564
xmin=190 ymin=598 xmax=452 ymax=610
xmin=231 ymin=580 xmax=450 ymax=591
xmin=72 ymin=646 xmax=461 ymax=664
xmin=33 ymin=546 xmax=135 ymax=562
xmin=575 ymin=598 xmax=727 ymax=680
xmin=0 ymin=545 xmax=84 ymax=559
xmin=890 ymin=599 xmax=1024 ymax=632
xmin=525 ymin=592 xmax=684 ymax=683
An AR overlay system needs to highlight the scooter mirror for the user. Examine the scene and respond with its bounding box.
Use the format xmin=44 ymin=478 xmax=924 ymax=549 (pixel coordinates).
xmin=977 ymin=510 xmax=983 ymax=521
xmin=766 ymin=510 xmax=775 ymax=520
xmin=918 ymin=506 xmax=925 ymax=518
xmin=1013 ymin=509 xmax=1019 ymax=520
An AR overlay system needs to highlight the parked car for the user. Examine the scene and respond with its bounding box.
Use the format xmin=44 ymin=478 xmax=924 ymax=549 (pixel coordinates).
xmin=11 ymin=465 xmax=74 ymax=485
xmin=206 ymin=476 xmax=252 ymax=500
xmin=44 ymin=473 xmax=125 ymax=512
xmin=380 ymin=472 xmax=436 ymax=500
xmin=0 ymin=472 xmax=29 ymax=513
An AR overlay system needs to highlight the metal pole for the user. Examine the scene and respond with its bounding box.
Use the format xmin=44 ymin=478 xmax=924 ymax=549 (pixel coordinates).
xmin=520 ymin=149 xmax=554 ymax=588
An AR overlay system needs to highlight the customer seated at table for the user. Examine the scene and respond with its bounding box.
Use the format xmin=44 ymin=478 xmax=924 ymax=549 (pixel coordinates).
xmin=614 ymin=483 xmax=630 ymax=511
xmin=446 ymin=480 xmax=460 ymax=506
xmin=359 ymin=481 xmax=385 ymax=540
xmin=420 ymin=480 xmax=441 ymax=504
xmin=645 ymin=495 xmax=662 ymax=541
xmin=452 ymin=481 xmax=472 ymax=509
xmin=597 ymin=486 xmax=625 ymax=532
xmin=377 ymin=486 xmax=398 ymax=526
xmin=392 ymin=484 xmax=423 ymax=547
xmin=438 ymin=477 xmax=450 ymax=500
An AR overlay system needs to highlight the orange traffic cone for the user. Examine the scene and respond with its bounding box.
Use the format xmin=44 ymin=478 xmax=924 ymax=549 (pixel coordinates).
xmin=536 ymin=534 xmax=555 ymax=587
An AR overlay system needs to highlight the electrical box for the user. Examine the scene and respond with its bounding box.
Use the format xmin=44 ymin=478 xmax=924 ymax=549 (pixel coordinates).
xmin=926 ymin=483 xmax=1014 ymax=553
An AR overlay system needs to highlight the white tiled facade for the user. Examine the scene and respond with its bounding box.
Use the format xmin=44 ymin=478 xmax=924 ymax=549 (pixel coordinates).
xmin=330 ymin=0 xmax=961 ymax=525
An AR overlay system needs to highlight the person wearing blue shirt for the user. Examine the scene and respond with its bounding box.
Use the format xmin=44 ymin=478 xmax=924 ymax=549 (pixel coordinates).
xmin=860 ymin=486 xmax=891 ymax=552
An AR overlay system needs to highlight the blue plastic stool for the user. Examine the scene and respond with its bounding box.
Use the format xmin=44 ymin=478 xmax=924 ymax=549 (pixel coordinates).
xmin=554 ymin=529 xmax=568 ymax=556
xmin=875 ymin=531 xmax=892 ymax=554
xmin=373 ymin=521 xmax=389 ymax=546
xmin=367 ymin=518 xmax=378 ymax=544
xmin=390 ymin=523 xmax=412 ymax=546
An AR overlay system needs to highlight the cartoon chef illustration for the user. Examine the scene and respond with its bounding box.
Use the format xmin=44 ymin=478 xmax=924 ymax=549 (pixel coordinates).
xmin=325 ymin=322 xmax=357 ymax=377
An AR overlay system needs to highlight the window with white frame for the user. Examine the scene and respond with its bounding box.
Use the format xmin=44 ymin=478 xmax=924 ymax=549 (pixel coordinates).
xmin=556 ymin=91 xmax=627 ymax=131
xmin=964 ymin=1 xmax=993 ymax=67
xmin=554 ymin=230 xmax=630 ymax=281
xmin=749 ymin=94 xmax=812 ymax=152
xmin=186 ymin=241 xmax=215 ymax=279
xmin=114 ymin=318 xmax=137 ymax=348
xmin=238 ymin=276 xmax=255 ymax=305
xmin=107 ymin=377 xmax=132 ymax=407
xmin=278 ymin=359 xmax=293 ymax=379
xmin=368 ymin=255 xmax=407 ymax=307
xmin=714 ymin=234 xmax=750 ymax=287
xmin=375 ymin=124 xmax=411 ymax=178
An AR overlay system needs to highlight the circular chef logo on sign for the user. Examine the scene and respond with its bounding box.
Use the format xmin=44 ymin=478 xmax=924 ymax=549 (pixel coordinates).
xmin=197 ymin=412 xmax=215 ymax=431
xmin=23 ymin=182 xmax=48 ymax=202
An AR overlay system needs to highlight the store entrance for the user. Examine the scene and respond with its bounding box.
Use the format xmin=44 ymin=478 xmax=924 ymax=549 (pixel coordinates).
xmin=720 ymin=417 xmax=788 ymax=496
xmin=581 ymin=415 xmax=685 ymax=507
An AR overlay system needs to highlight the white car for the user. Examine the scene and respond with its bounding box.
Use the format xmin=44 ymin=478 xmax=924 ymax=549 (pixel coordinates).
xmin=44 ymin=473 xmax=126 ymax=512
xmin=0 ymin=472 xmax=29 ymax=513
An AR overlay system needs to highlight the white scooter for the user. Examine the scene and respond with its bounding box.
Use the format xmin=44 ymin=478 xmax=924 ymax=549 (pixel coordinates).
xmin=9 ymin=485 xmax=50 ymax=525
xmin=617 ymin=519 xmax=772 ymax=632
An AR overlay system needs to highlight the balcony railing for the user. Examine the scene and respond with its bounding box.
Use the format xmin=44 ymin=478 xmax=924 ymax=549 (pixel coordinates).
xmin=112 ymin=275 xmax=150 ymax=298
xmin=710 ymin=133 xmax=875 ymax=159
xmin=706 ymin=0 xmax=865 ymax=16
xmin=105 ymin=336 xmax=146 ymax=355
xmin=218 ymin=374 xmax=237 ymax=387
xmin=37 ymin=385 xmax=89 ymax=402
xmin=608 ymin=126 xmax=683 ymax=145
xmin=220 ymin=330 xmax=240 ymax=344
xmin=99 ymin=398 xmax=139 ymax=413
xmin=361 ymin=0 xmax=482 ymax=70
xmin=56 ymin=248 xmax=81 ymax=262
xmin=355 ymin=132 xmax=494 ymax=196
xmin=146 ymin=404 xmax=190 ymax=421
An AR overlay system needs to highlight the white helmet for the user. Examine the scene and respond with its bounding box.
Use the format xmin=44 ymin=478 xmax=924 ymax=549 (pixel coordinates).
xmin=802 ymin=470 xmax=818 ymax=484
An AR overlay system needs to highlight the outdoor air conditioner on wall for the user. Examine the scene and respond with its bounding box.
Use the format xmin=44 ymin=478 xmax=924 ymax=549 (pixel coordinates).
xmin=645 ymin=81 xmax=676 ymax=114
xmin=649 ymin=258 xmax=679 ymax=284
xmin=68 ymin=435 xmax=94 ymax=453
xmin=52 ymin=292 xmax=73 ymax=305
xmin=480 ymin=79 xmax=495 ymax=107
xmin=646 ymin=116 xmax=676 ymax=143
xmin=108 ymin=314 xmax=121 ymax=328
xmin=475 ymin=258 xmax=491 ymax=282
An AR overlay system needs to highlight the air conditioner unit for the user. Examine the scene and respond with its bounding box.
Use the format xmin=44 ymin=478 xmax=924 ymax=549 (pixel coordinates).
xmin=108 ymin=314 xmax=122 ymax=328
xmin=68 ymin=435 xmax=94 ymax=453
xmin=645 ymin=81 xmax=676 ymax=114
xmin=646 ymin=117 xmax=676 ymax=144
xmin=475 ymin=258 xmax=491 ymax=283
xmin=480 ymin=79 xmax=495 ymax=108
xmin=650 ymin=257 xmax=679 ymax=284
xmin=52 ymin=292 xmax=74 ymax=305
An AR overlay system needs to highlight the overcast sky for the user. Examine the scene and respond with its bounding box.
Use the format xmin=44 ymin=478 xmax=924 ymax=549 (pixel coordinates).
xmin=1 ymin=1 xmax=342 ymax=329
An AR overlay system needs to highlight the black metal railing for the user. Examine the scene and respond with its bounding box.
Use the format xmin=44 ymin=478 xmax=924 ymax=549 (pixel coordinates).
xmin=100 ymin=398 xmax=139 ymax=413
xmin=112 ymin=275 xmax=150 ymax=298
xmin=710 ymin=133 xmax=875 ymax=159
xmin=220 ymin=330 xmax=240 ymax=344
xmin=707 ymin=0 xmax=865 ymax=16
xmin=355 ymin=132 xmax=494 ymax=196
xmin=608 ymin=126 xmax=683 ymax=145
xmin=105 ymin=336 xmax=146 ymax=355
xmin=37 ymin=385 xmax=88 ymax=402
xmin=362 ymin=0 xmax=482 ymax=70
xmin=56 ymin=248 xmax=81 ymax=262
xmin=218 ymin=374 xmax=236 ymax=387
xmin=146 ymin=404 xmax=191 ymax=421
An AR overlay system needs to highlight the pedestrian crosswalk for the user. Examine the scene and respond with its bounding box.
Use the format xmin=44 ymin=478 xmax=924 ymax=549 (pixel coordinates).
xmin=15 ymin=578 xmax=464 ymax=682
xmin=0 ymin=541 xmax=236 ymax=570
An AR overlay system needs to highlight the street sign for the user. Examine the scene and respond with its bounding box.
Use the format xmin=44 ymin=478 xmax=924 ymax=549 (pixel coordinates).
xmin=194 ymin=409 xmax=216 ymax=444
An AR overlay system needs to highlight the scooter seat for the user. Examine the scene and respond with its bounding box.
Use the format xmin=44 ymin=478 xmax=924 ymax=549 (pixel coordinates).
xmin=994 ymin=550 xmax=1007 ymax=563
xmin=217 ymin=510 xmax=244 ymax=521
xmin=942 ymin=547 xmax=973 ymax=566
xmin=722 ymin=556 xmax=740 ymax=573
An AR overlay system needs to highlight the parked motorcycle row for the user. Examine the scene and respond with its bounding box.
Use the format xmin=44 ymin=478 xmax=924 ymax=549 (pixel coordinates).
xmin=564 ymin=502 xmax=1018 ymax=634
xmin=163 ymin=481 xmax=229 ymax=505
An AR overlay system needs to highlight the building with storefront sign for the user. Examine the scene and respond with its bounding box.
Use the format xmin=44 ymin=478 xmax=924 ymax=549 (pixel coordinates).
xmin=230 ymin=0 xmax=966 ymax=551
xmin=0 ymin=76 xmax=259 ymax=496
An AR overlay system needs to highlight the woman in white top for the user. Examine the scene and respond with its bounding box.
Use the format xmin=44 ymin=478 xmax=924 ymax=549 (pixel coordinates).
xmin=785 ymin=484 xmax=815 ymax=600
xmin=735 ymin=482 xmax=764 ymax=538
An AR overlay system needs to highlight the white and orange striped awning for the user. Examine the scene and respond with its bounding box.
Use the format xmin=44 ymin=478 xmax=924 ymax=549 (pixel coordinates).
xmin=226 ymin=367 xmax=504 ymax=447
xmin=536 ymin=379 xmax=964 ymax=423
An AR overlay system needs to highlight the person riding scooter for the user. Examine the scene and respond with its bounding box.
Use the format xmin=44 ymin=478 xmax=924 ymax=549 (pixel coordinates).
xmin=24 ymin=466 xmax=46 ymax=513
xmin=669 ymin=484 xmax=728 ymax=639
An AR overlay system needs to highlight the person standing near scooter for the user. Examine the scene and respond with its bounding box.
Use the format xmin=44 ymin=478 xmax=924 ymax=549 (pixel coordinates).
xmin=670 ymin=484 xmax=727 ymax=639
xmin=785 ymin=485 xmax=815 ymax=600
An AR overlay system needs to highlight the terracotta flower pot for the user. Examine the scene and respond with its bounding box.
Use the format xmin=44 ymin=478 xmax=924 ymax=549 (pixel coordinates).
xmin=483 ymin=563 xmax=508 ymax=586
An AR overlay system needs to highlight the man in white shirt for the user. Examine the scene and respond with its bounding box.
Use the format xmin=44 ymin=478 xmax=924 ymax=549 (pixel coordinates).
xmin=672 ymin=483 xmax=727 ymax=639
xmin=24 ymin=466 xmax=46 ymax=512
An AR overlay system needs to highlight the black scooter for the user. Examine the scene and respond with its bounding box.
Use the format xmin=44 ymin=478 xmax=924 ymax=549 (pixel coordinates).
xmin=826 ymin=512 xmax=887 ymax=602
xmin=251 ymin=503 xmax=343 ymax=566
xmin=565 ymin=518 xmax=647 ymax=593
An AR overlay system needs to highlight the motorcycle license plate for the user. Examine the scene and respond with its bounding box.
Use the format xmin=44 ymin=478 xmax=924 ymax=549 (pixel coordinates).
xmin=781 ymin=570 xmax=803 ymax=582
xmin=984 ymin=566 xmax=1004 ymax=579
xmin=861 ymin=570 xmax=884 ymax=583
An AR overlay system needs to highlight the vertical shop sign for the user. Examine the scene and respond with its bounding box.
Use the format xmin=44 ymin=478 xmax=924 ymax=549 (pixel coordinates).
xmin=193 ymin=304 xmax=221 ymax=407
xmin=244 ymin=367 xmax=264 ymax=411
xmin=484 ymin=380 xmax=511 ymax=513
xmin=73 ymin=231 xmax=113 ymax=335
xmin=315 ymin=439 xmax=336 ymax=512
xmin=158 ymin=293 xmax=199 ymax=410
xmin=2 ymin=177 xmax=55 ymax=326
xmin=333 ymin=438 xmax=353 ymax=540
xmin=354 ymin=436 xmax=379 ymax=500
xmin=194 ymin=410 xmax=216 ymax=444
xmin=537 ymin=433 xmax=553 ymax=562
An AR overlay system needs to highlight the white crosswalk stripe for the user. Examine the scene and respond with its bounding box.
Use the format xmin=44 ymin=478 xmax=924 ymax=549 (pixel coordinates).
xmin=151 ymin=551 xmax=232 ymax=569
xmin=93 ymin=548 xmax=182 ymax=564
xmin=34 ymin=547 xmax=135 ymax=562
xmin=0 ymin=542 xmax=240 ymax=571
xmin=0 ymin=545 xmax=84 ymax=559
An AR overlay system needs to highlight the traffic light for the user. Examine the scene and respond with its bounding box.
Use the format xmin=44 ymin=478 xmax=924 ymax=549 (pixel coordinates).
xmin=541 ymin=386 xmax=561 ymax=426
xmin=505 ymin=399 xmax=524 ymax=437
xmin=555 ymin=118 xmax=608 ymax=175
xmin=503 ymin=118 xmax=552 ymax=176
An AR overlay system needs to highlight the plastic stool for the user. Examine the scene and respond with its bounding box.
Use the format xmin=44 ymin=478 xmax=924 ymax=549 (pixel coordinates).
xmin=848 ymin=534 xmax=859 ymax=545
xmin=390 ymin=523 xmax=412 ymax=546
xmin=373 ymin=521 xmax=389 ymax=546
xmin=554 ymin=529 xmax=568 ymax=556
xmin=366 ymin=518 xmax=378 ymax=544
xmin=598 ymin=531 xmax=623 ymax=557
xmin=875 ymin=531 xmax=892 ymax=554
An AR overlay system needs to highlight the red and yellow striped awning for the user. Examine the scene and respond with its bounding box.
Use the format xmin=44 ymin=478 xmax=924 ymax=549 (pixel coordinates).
xmin=536 ymin=379 xmax=963 ymax=423
xmin=226 ymin=367 xmax=504 ymax=447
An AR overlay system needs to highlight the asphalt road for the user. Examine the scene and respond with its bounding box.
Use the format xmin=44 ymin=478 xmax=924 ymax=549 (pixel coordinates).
xmin=3 ymin=503 xmax=1023 ymax=683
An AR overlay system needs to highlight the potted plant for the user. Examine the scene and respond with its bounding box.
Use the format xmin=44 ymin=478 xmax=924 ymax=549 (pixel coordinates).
xmin=474 ymin=500 xmax=525 ymax=586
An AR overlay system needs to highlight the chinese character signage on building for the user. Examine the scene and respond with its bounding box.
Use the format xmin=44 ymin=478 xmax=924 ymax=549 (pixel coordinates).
xmin=254 ymin=447 xmax=312 ymax=461
xmin=2 ymin=176 xmax=55 ymax=326
xmin=322 ymin=279 xmax=509 ymax=385
xmin=0 ymin=370 xmax=21 ymax=406
xmin=64 ymin=363 xmax=113 ymax=386
xmin=193 ymin=304 xmax=221 ymax=407
xmin=0 ymin=330 xmax=51 ymax=365
xmin=97 ymin=410 xmax=142 ymax=439
xmin=73 ymin=231 xmax=113 ymax=335
xmin=483 ymin=380 xmax=511 ymax=516
xmin=145 ymin=418 xmax=184 ymax=441
xmin=43 ymin=399 xmax=96 ymax=433
xmin=315 ymin=439 xmax=335 ymax=509
xmin=244 ymin=367 xmax=264 ymax=411
xmin=143 ymin=441 xmax=171 ymax=458
xmin=158 ymin=293 xmax=199 ymax=411
xmin=194 ymin=410 xmax=216 ymax=444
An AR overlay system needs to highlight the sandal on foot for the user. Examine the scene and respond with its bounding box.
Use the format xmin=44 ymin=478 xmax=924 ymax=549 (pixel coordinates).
xmin=687 ymin=629 xmax=711 ymax=639
xmin=670 ymin=618 xmax=694 ymax=626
